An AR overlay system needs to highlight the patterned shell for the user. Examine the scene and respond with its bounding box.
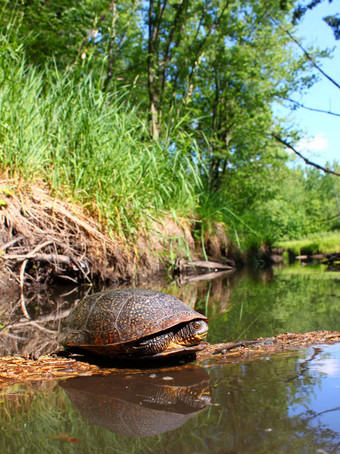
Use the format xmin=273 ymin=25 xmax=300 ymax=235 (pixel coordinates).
xmin=59 ymin=288 xmax=207 ymax=347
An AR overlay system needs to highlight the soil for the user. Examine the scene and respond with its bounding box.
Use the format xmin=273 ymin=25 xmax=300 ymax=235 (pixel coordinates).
xmin=0 ymin=180 xmax=233 ymax=293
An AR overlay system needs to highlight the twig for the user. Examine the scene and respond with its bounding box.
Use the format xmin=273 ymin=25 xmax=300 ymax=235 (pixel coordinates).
xmin=281 ymin=97 xmax=340 ymax=117
xmin=271 ymin=17 xmax=340 ymax=90
xmin=59 ymin=275 xmax=78 ymax=283
xmin=19 ymin=260 xmax=30 ymax=319
xmin=27 ymin=240 xmax=53 ymax=258
xmin=215 ymin=340 xmax=258 ymax=354
xmin=26 ymin=321 xmax=57 ymax=334
xmin=0 ymin=235 xmax=24 ymax=251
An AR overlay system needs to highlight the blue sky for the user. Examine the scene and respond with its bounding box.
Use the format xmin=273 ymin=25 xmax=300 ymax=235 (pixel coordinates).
xmin=285 ymin=1 xmax=340 ymax=167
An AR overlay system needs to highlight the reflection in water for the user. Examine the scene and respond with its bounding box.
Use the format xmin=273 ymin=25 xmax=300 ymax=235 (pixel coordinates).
xmin=0 ymin=345 xmax=339 ymax=452
xmin=0 ymin=264 xmax=339 ymax=452
xmin=60 ymin=365 xmax=211 ymax=437
xmin=206 ymin=344 xmax=340 ymax=453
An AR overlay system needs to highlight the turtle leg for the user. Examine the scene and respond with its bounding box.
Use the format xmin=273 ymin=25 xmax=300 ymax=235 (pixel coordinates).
xmin=128 ymin=331 xmax=174 ymax=356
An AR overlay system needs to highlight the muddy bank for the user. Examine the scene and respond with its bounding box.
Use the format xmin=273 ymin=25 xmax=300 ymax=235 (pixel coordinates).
xmin=0 ymin=181 xmax=235 ymax=295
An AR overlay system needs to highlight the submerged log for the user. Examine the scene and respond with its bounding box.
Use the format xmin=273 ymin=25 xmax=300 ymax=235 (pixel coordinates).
xmin=176 ymin=258 xmax=235 ymax=274
xmin=295 ymin=252 xmax=340 ymax=263
xmin=177 ymin=269 xmax=235 ymax=284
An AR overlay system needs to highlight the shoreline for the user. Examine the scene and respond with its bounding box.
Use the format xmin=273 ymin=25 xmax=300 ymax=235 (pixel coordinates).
xmin=0 ymin=330 xmax=339 ymax=389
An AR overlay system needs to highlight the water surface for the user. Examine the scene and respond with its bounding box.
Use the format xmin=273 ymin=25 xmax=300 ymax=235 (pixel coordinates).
xmin=1 ymin=344 xmax=339 ymax=453
xmin=0 ymin=263 xmax=339 ymax=453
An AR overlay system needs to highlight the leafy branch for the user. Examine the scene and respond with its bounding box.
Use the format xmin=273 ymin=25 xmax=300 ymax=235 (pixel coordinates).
xmin=270 ymin=17 xmax=340 ymax=90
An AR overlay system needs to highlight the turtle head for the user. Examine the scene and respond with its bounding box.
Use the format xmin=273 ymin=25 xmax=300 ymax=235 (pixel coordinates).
xmin=176 ymin=319 xmax=208 ymax=346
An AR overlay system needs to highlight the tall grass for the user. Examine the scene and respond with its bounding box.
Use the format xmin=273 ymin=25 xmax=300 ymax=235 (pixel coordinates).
xmin=0 ymin=42 xmax=201 ymax=238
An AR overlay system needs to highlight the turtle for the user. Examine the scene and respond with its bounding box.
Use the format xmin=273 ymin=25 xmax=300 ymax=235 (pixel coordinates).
xmin=58 ymin=288 xmax=208 ymax=358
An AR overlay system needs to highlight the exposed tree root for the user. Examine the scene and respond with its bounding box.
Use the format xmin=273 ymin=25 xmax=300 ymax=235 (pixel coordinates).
xmin=0 ymin=180 xmax=234 ymax=297
xmin=0 ymin=181 xmax=138 ymax=287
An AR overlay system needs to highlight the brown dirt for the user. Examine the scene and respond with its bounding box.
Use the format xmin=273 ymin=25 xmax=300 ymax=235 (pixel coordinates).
xmin=0 ymin=181 xmax=231 ymax=292
xmin=0 ymin=180 xmax=132 ymax=284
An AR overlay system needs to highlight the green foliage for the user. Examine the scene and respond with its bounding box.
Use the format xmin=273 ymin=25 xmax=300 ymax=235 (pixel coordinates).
xmin=208 ymin=267 xmax=340 ymax=343
xmin=277 ymin=231 xmax=340 ymax=255
xmin=0 ymin=46 xmax=200 ymax=238
xmin=0 ymin=1 xmax=338 ymax=250
xmin=2 ymin=269 xmax=340 ymax=453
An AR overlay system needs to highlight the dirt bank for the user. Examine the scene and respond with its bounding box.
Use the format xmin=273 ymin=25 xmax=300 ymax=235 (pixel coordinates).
xmin=0 ymin=180 xmax=232 ymax=294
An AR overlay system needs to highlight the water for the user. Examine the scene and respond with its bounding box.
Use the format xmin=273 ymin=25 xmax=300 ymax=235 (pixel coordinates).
xmin=0 ymin=263 xmax=339 ymax=453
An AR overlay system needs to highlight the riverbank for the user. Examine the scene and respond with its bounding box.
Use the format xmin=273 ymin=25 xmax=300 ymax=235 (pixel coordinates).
xmin=2 ymin=178 xmax=339 ymax=302
xmin=276 ymin=232 xmax=340 ymax=257
xmin=1 ymin=330 xmax=339 ymax=389
xmin=0 ymin=180 xmax=236 ymax=295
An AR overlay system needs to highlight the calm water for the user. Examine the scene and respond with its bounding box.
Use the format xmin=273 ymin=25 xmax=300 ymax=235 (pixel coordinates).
xmin=1 ymin=263 xmax=339 ymax=453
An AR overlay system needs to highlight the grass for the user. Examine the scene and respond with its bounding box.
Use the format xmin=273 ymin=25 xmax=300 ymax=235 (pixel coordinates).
xmin=0 ymin=42 xmax=201 ymax=239
xmin=1 ymin=33 xmax=338 ymax=254
xmin=276 ymin=231 xmax=340 ymax=255
xmin=274 ymin=263 xmax=340 ymax=279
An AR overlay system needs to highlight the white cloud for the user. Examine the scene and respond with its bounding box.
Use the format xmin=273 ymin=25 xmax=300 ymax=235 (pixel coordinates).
xmin=311 ymin=359 xmax=340 ymax=377
xmin=296 ymin=134 xmax=329 ymax=155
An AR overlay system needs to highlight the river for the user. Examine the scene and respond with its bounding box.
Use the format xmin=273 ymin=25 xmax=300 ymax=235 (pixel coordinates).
xmin=0 ymin=263 xmax=339 ymax=453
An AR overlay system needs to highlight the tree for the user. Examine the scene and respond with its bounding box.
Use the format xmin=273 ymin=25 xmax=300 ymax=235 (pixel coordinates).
xmin=293 ymin=0 xmax=340 ymax=40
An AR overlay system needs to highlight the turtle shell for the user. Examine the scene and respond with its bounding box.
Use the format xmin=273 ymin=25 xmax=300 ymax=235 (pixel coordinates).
xmin=59 ymin=288 xmax=207 ymax=356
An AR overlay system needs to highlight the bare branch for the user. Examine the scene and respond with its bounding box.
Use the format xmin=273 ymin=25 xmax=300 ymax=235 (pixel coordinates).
xmin=281 ymin=97 xmax=340 ymax=117
xmin=0 ymin=235 xmax=24 ymax=251
xmin=271 ymin=133 xmax=340 ymax=177
xmin=270 ymin=18 xmax=340 ymax=90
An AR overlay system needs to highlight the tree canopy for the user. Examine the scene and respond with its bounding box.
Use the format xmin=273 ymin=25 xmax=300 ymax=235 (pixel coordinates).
xmin=0 ymin=0 xmax=339 ymax=245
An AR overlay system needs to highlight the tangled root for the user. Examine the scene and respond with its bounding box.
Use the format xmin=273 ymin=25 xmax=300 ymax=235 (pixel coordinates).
xmin=0 ymin=181 xmax=133 ymax=292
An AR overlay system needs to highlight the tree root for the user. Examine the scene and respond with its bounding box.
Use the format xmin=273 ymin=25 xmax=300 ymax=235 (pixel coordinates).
xmin=0 ymin=182 xmax=133 ymax=288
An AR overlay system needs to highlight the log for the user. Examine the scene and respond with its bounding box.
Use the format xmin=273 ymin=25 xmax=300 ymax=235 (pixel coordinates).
xmin=3 ymin=253 xmax=71 ymax=264
xmin=178 ymin=269 xmax=235 ymax=283
xmin=180 ymin=259 xmax=234 ymax=271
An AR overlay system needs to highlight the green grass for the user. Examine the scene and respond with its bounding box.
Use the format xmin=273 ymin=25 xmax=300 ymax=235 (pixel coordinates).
xmin=1 ymin=33 xmax=338 ymax=252
xmin=0 ymin=42 xmax=201 ymax=239
xmin=276 ymin=231 xmax=340 ymax=255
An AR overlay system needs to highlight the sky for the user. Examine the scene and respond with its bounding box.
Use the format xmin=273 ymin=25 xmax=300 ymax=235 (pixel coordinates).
xmin=283 ymin=1 xmax=340 ymax=167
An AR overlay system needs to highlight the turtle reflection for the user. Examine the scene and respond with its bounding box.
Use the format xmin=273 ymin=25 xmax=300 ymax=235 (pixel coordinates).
xmin=60 ymin=365 xmax=211 ymax=437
